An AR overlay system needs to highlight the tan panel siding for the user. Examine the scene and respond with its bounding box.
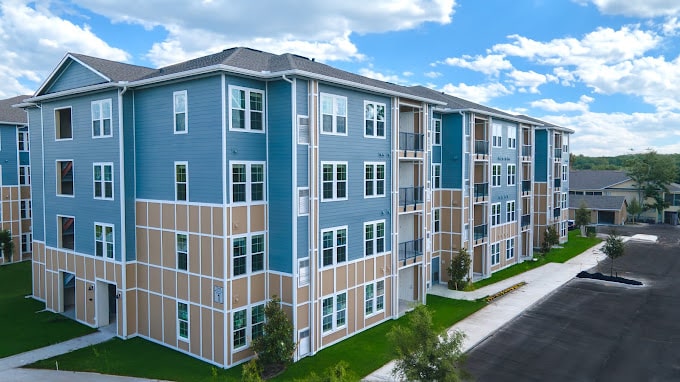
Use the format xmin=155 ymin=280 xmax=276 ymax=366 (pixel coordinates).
xmin=231 ymin=206 xmax=247 ymax=235
xmin=200 ymin=206 xmax=211 ymax=235
xmin=201 ymin=307 xmax=213 ymax=360
xmin=136 ymin=228 xmax=148 ymax=263
xmin=162 ymin=231 xmax=176 ymax=269
xmin=251 ymin=273 xmax=265 ymax=303
xmin=189 ymin=304 xmax=200 ymax=355
xmin=163 ymin=297 xmax=177 ymax=345
xmin=231 ymin=278 xmax=247 ymax=309
xmin=137 ymin=263 xmax=149 ymax=290
xmin=148 ymin=266 xmax=162 ymax=294
xmin=177 ymin=272 xmax=188 ymax=301
xmin=212 ymin=207 xmax=224 ymax=236
xmin=201 ymin=277 xmax=213 ymax=309
xmin=250 ymin=204 xmax=265 ymax=232
xmin=213 ymin=238 xmax=224 ymax=279
xmin=213 ymin=311 xmax=224 ymax=365
xmin=176 ymin=204 xmax=188 ymax=232
xmin=161 ymin=204 xmax=174 ymax=230
xmin=281 ymin=275 xmax=293 ymax=305
xmin=335 ymin=265 xmax=347 ymax=292
xmin=189 ymin=206 xmax=200 ymax=234
xmin=136 ymin=201 xmax=147 ymax=226
xmin=200 ymin=236 xmax=211 ymax=277
xmin=163 ymin=269 xmax=176 ymax=298
xmin=138 ymin=291 xmax=149 ymax=336
xmin=148 ymin=229 xmax=161 ymax=266
xmin=126 ymin=290 xmax=137 ymax=335
xmin=148 ymin=203 xmax=161 ymax=228
xmin=189 ymin=275 xmax=200 ymax=305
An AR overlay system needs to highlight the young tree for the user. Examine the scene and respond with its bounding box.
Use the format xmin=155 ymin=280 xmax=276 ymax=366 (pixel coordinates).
xmin=241 ymin=359 xmax=263 ymax=382
xmin=0 ymin=230 xmax=13 ymax=262
xmin=295 ymin=361 xmax=357 ymax=382
xmin=602 ymin=231 xmax=625 ymax=276
xmin=627 ymin=197 xmax=643 ymax=224
xmin=575 ymin=201 xmax=591 ymax=237
xmin=541 ymin=225 xmax=559 ymax=255
xmin=627 ymin=150 xmax=678 ymax=221
xmin=447 ymin=248 xmax=471 ymax=291
xmin=252 ymin=296 xmax=296 ymax=376
xmin=388 ymin=304 xmax=468 ymax=382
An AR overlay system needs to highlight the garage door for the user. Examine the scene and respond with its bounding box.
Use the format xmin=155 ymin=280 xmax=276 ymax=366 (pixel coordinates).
xmin=598 ymin=211 xmax=615 ymax=225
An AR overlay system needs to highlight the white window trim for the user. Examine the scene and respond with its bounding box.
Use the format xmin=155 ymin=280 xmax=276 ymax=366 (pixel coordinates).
xmin=363 ymin=100 xmax=387 ymax=139
xmin=232 ymin=303 xmax=266 ymax=349
xmin=364 ymin=279 xmax=386 ymax=317
xmin=492 ymin=164 xmax=502 ymax=188
xmin=21 ymin=233 xmax=32 ymax=253
xmin=434 ymin=208 xmax=441 ymax=233
xmin=364 ymin=220 xmax=386 ymax=257
xmin=364 ymin=162 xmax=386 ymax=198
xmin=228 ymin=85 xmax=265 ymax=133
xmin=319 ymin=93 xmax=348 ymax=136
xmin=57 ymin=214 xmax=75 ymax=251
xmin=231 ymin=232 xmax=266 ymax=278
xmin=491 ymin=203 xmax=501 ymax=226
xmin=19 ymin=165 xmax=30 ymax=186
xmin=56 ymin=159 xmax=75 ymax=198
xmin=433 ymin=117 xmax=442 ymax=145
xmin=432 ymin=163 xmax=441 ymax=189
xmin=176 ymin=232 xmax=188 ymax=271
xmin=91 ymin=99 xmax=113 ymax=138
xmin=506 ymin=238 xmax=515 ymax=260
xmin=55 ymin=106 xmax=74 ymax=141
xmin=177 ymin=301 xmax=189 ymax=342
xmin=229 ymin=161 xmax=267 ymax=204
xmin=18 ymin=131 xmax=29 ymax=152
xmin=297 ymin=115 xmax=310 ymax=145
xmin=321 ymin=161 xmax=348 ymax=202
xmin=562 ymin=165 xmax=568 ymax=181
xmin=20 ymin=199 xmax=31 ymax=219
xmin=320 ymin=225 xmax=348 ymax=268
xmin=174 ymin=161 xmax=188 ymax=202
xmin=173 ymin=90 xmax=188 ymax=134
xmin=321 ymin=292 xmax=348 ymax=335
xmin=508 ymin=126 xmax=517 ymax=149
xmin=93 ymin=162 xmax=114 ymax=200
xmin=507 ymin=164 xmax=516 ymax=186
xmin=298 ymin=187 xmax=310 ymax=216
xmin=492 ymin=123 xmax=502 ymax=148
xmin=298 ymin=258 xmax=310 ymax=287
xmin=562 ymin=192 xmax=568 ymax=209
xmin=491 ymin=242 xmax=500 ymax=266
xmin=94 ymin=222 xmax=115 ymax=260
xmin=506 ymin=200 xmax=516 ymax=222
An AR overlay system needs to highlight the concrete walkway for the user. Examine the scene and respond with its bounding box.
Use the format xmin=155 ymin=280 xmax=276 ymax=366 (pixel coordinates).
xmin=364 ymin=236 xmax=629 ymax=381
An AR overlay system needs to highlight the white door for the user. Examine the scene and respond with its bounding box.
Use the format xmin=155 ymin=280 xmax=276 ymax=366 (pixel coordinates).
xmin=298 ymin=329 xmax=310 ymax=357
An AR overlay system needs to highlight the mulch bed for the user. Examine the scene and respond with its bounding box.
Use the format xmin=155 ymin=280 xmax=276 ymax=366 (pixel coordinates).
xmin=576 ymin=271 xmax=642 ymax=285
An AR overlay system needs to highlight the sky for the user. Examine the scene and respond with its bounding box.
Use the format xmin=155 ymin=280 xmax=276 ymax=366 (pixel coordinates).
xmin=2 ymin=0 xmax=680 ymax=156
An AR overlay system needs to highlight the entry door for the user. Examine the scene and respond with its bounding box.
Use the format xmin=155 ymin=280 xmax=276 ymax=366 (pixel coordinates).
xmin=298 ymin=329 xmax=310 ymax=357
xmin=432 ymin=257 xmax=440 ymax=284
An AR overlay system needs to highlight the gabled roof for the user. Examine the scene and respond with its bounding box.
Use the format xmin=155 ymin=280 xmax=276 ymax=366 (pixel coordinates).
xmin=668 ymin=183 xmax=680 ymax=193
xmin=569 ymin=195 xmax=627 ymax=211
xmin=0 ymin=95 xmax=31 ymax=125
xmin=515 ymin=114 xmax=574 ymax=133
xmin=569 ymin=170 xmax=631 ymax=190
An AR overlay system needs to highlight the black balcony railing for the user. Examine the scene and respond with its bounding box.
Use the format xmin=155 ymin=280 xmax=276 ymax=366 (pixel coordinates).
xmin=399 ymin=132 xmax=424 ymax=151
xmin=554 ymin=207 xmax=561 ymax=218
xmin=522 ymin=145 xmax=532 ymax=157
xmin=399 ymin=186 xmax=424 ymax=208
xmin=473 ymin=224 xmax=488 ymax=240
xmin=554 ymin=178 xmax=561 ymax=188
xmin=474 ymin=182 xmax=489 ymax=198
xmin=521 ymin=214 xmax=531 ymax=227
xmin=522 ymin=180 xmax=531 ymax=193
xmin=398 ymin=238 xmax=423 ymax=262
xmin=554 ymin=147 xmax=563 ymax=158
xmin=474 ymin=140 xmax=489 ymax=155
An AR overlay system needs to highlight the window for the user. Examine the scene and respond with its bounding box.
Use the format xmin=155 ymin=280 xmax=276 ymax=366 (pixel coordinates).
xmin=491 ymin=203 xmax=501 ymax=226
xmin=55 ymin=107 xmax=72 ymax=140
xmin=506 ymin=201 xmax=516 ymax=222
xmin=561 ymin=193 xmax=568 ymax=209
xmin=298 ymin=258 xmax=310 ymax=287
xmin=230 ymin=86 xmax=264 ymax=132
xmin=19 ymin=165 xmax=30 ymax=185
xmin=298 ymin=188 xmax=309 ymax=215
xmin=178 ymin=302 xmax=189 ymax=340
xmin=364 ymin=101 xmax=386 ymax=138
xmin=175 ymin=162 xmax=187 ymax=201
xmin=322 ymin=162 xmax=347 ymax=201
xmin=492 ymin=123 xmax=502 ymax=148
xmin=231 ymin=162 xmax=266 ymax=203
xmin=93 ymin=163 xmax=113 ymax=199
xmin=365 ymin=162 xmax=385 ymax=197
xmin=233 ymin=304 xmax=266 ymax=349
xmin=21 ymin=233 xmax=32 ymax=253
xmin=91 ymin=99 xmax=112 ymax=138
xmin=365 ymin=280 xmax=385 ymax=316
xmin=491 ymin=242 xmax=500 ymax=265
xmin=507 ymin=164 xmax=516 ymax=186
xmin=506 ymin=238 xmax=515 ymax=260
xmin=562 ymin=165 xmax=568 ymax=181
xmin=364 ymin=221 xmax=385 ymax=256
xmin=95 ymin=223 xmax=114 ymax=259
xmin=433 ymin=118 xmax=441 ymax=145
xmin=57 ymin=160 xmax=74 ymax=196
xmin=322 ymin=292 xmax=347 ymax=333
xmin=298 ymin=115 xmax=310 ymax=144
xmin=58 ymin=215 xmax=75 ymax=250
xmin=176 ymin=233 xmax=188 ymax=271
xmin=508 ymin=126 xmax=516 ymax=149
xmin=173 ymin=91 xmax=188 ymax=133
xmin=492 ymin=164 xmax=501 ymax=187
xmin=233 ymin=309 xmax=247 ymax=348
xmin=321 ymin=227 xmax=347 ymax=267
xmin=251 ymin=304 xmax=265 ymax=340
xmin=561 ymin=221 xmax=568 ymax=237
xmin=434 ymin=209 xmax=440 ymax=233
xmin=233 ymin=233 xmax=265 ymax=276
xmin=433 ymin=164 xmax=441 ymax=189
xmin=320 ymin=93 xmax=347 ymax=135
xmin=20 ymin=200 xmax=31 ymax=219
xmin=18 ymin=131 xmax=29 ymax=151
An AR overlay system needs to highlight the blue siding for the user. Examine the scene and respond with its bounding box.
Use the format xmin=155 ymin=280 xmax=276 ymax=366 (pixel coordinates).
xmin=296 ymin=79 xmax=309 ymax=187
xmin=135 ymin=76 xmax=223 ymax=203
xmin=441 ymin=113 xmax=463 ymax=189
xmin=534 ymin=130 xmax=548 ymax=182
xmin=28 ymin=108 xmax=44 ymax=241
xmin=267 ymin=80 xmax=293 ymax=273
xmin=317 ymin=84 xmax=392 ymax=263
xmin=46 ymin=59 xmax=107 ymax=94
xmin=297 ymin=218 xmax=308 ymax=259
xmin=122 ymin=92 xmax=137 ymax=261
xmin=490 ymin=119 xmax=520 ymax=224
xmin=0 ymin=124 xmax=18 ymax=185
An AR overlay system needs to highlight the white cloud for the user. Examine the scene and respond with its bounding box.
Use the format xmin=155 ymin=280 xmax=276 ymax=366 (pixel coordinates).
xmin=506 ymin=69 xmax=557 ymax=93
xmin=440 ymin=82 xmax=513 ymax=104
xmin=530 ymin=95 xmax=594 ymax=112
xmin=438 ymin=54 xmax=513 ymax=76
xmin=424 ymin=71 xmax=442 ymax=78
xmin=358 ymin=68 xmax=409 ymax=84
xmin=578 ymin=0 xmax=680 ymax=17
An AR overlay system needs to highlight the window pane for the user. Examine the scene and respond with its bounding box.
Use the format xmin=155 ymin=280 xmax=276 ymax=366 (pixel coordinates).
xmin=250 ymin=92 xmax=263 ymax=112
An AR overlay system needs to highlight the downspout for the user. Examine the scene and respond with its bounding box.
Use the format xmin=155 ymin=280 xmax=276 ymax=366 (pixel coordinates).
xmin=118 ymin=84 xmax=128 ymax=338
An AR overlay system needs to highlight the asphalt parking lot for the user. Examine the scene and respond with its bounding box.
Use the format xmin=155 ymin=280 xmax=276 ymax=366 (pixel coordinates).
xmin=465 ymin=224 xmax=680 ymax=382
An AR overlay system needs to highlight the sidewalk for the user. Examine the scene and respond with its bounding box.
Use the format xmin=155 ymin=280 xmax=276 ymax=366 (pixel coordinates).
xmin=365 ymin=238 xmax=615 ymax=381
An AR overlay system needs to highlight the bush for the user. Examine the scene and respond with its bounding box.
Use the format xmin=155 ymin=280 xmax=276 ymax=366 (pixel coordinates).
xmin=447 ymin=248 xmax=471 ymax=291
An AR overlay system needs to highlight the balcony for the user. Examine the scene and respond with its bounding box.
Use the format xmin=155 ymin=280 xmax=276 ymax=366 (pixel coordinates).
xmin=398 ymin=238 xmax=423 ymax=263
xmin=474 ymin=182 xmax=488 ymax=199
xmin=521 ymin=214 xmax=531 ymax=228
xmin=399 ymin=186 xmax=424 ymax=210
xmin=553 ymin=207 xmax=561 ymax=218
xmin=399 ymin=132 xmax=424 ymax=152
xmin=554 ymin=147 xmax=562 ymax=159
xmin=473 ymin=224 xmax=488 ymax=241
xmin=522 ymin=180 xmax=531 ymax=194
xmin=554 ymin=178 xmax=561 ymax=189
xmin=522 ymin=145 xmax=532 ymax=157
xmin=474 ymin=140 xmax=489 ymax=156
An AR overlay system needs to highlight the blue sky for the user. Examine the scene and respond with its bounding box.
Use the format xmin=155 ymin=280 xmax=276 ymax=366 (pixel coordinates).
xmin=2 ymin=0 xmax=680 ymax=156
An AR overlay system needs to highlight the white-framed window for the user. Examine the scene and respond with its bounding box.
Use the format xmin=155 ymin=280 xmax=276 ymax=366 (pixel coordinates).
xmin=178 ymin=302 xmax=189 ymax=340
xmin=251 ymin=304 xmax=265 ymax=341
xmin=20 ymin=200 xmax=31 ymax=219
xmin=93 ymin=163 xmax=113 ymax=200
xmin=18 ymin=131 xmax=29 ymax=152
xmin=434 ymin=209 xmax=440 ymax=233
xmin=298 ymin=187 xmax=309 ymax=215
xmin=432 ymin=164 xmax=441 ymax=189
xmin=508 ymin=126 xmax=516 ymax=149
xmin=507 ymin=164 xmax=516 ymax=186
xmin=364 ymin=220 xmax=385 ymax=257
xmin=175 ymin=162 xmax=188 ymax=201
xmin=491 ymin=203 xmax=501 ymax=226
xmin=233 ymin=308 xmax=247 ymax=348
xmin=21 ymin=233 xmax=32 ymax=253
xmin=322 ymin=162 xmax=347 ymax=201
xmin=433 ymin=117 xmax=442 ymax=145
xmin=230 ymin=86 xmax=264 ymax=132
xmin=506 ymin=238 xmax=515 ymax=260
xmin=298 ymin=258 xmax=310 ymax=287
xmin=297 ymin=115 xmax=310 ymax=144
xmin=561 ymin=221 xmax=568 ymax=237
xmin=322 ymin=292 xmax=347 ymax=333
xmin=231 ymin=162 xmax=266 ymax=203
xmin=232 ymin=233 xmax=265 ymax=277
xmin=57 ymin=160 xmax=74 ymax=196
xmin=19 ymin=165 xmax=30 ymax=185
xmin=176 ymin=233 xmax=188 ymax=271
xmin=562 ymin=165 xmax=568 ymax=181
xmin=320 ymin=93 xmax=347 ymax=135
xmin=58 ymin=215 xmax=75 ymax=250
xmin=365 ymin=280 xmax=385 ymax=316
xmin=492 ymin=164 xmax=501 ymax=187
xmin=491 ymin=242 xmax=500 ymax=265
xmin=506 ymin=200 xmax=516 ymax=222
xmin=91 ymin=99 xmax=112 ymax=138
xmin=55 ymin=107 xmax=73 ymax=140
xmin=561 ymin=192 xmax=568 ymax=209
xmin=492 ymin=123 xmax=502 ymax=148
xmin=364 ymin=101 xmax=386 ymax=138
xmin=365 ymin=162 xmax=386 ymax=197
xmin=94 ymin=223 xmax=114 ymax=259
xmin=233 ymin=304 xmax=266 ymax=349
xmin=563 ymin=136 xmax=569 ymax=153
xmin=173 ymin=91 xmax=188 ymax=134
xmin=321 ymin=226 xmax=347 ymax=267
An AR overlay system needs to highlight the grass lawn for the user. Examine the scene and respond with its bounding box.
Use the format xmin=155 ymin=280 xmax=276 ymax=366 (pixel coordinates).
xmin=473 ymin=230 xmax=602 ymax=289
xmin=0 ymin=261 xmax=96 ymax=358
xmin=30 ymin=295 xmax=486 ymax=381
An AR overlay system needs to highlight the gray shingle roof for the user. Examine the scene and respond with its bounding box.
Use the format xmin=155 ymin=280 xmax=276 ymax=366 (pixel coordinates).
xmin=668 ymin=183 xmax=680 ymax=193
xmin=0 ymin=95 xmax=30 ymax=124
xmin=569 ymin=195 xmax=626 ymax=211
xmin=70 ymin=53 xmax=156 ymax=82
xmin=569 ymin=170 xmax=631 ymax=190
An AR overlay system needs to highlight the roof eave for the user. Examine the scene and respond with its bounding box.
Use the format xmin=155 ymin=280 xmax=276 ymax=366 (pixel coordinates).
xmin=437 ymin=108 xmax=543 ymax=125
xmin=20 ymin=83 xmax=120 ymax=104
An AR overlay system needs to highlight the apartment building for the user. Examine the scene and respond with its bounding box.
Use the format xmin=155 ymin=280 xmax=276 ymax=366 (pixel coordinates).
xmin=0 ymin=95 xmax=33 ymax=264
xmin=19 ymin=47 xmax=569 ymax=368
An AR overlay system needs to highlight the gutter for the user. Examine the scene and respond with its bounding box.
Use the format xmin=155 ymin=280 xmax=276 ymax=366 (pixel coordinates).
xmin=437 ymin=107 xmax=543 ymax=126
